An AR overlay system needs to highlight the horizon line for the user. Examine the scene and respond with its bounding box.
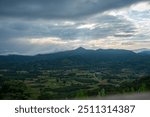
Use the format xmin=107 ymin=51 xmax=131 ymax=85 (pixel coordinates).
xmin=0 ymin=47 xmax=150 ymax=56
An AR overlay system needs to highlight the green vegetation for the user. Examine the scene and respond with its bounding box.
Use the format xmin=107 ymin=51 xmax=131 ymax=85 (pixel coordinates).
xmin=0 ymin=68 xmax=150 ymax=99
xmin=0 ymin=48 xmax=150 ymax=99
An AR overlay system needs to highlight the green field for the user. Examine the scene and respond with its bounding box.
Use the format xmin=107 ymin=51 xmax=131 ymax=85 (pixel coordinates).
xmin=0 ymin=68 xmax=150 ymax=99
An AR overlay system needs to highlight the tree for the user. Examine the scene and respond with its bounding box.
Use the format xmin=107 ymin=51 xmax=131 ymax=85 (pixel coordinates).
xmin=138 ymin=83 xmax=146 ymax=92
xmin=131 ymin=87 xmax=135 ymax=92
xmin=0 ymin=80 xmax=31 ymax=99
xmin=76 ymin=90 xmax=87 ymax=99
xmin=98 ymin=88 xmax=106 ymax=96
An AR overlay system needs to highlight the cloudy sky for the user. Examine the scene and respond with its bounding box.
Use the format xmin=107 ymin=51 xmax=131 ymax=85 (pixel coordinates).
xmin=0 ymin=0 xmax=150 ymax=55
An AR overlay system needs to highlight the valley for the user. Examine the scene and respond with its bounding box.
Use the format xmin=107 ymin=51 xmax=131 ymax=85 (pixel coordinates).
xmin=0 ymin=48 xmax=150 ymax=99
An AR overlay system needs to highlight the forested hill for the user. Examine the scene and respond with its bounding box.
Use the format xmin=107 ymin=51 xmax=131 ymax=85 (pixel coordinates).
xmin=0 ymin=48 xmax=150 ymax=99
xmin=0 ymin=47 xmax=150 ymax=72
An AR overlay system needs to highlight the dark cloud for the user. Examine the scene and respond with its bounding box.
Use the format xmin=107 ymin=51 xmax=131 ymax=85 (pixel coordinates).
xmin=114 ymin=34 xmax=135 ymax=38
xmin=0 ymin=0 xmax=150 ymax=55
xmin=0 ymin=0 xmax=148 ymax=19
xmin=0 ymin=15 xmax=136 ymax=41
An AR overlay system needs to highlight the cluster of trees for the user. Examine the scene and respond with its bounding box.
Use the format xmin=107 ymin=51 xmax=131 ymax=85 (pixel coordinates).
xmin=0 ymin=75 xmax=150 ymax=99
xmin=0 ymin=80 xmax=31 ymax=99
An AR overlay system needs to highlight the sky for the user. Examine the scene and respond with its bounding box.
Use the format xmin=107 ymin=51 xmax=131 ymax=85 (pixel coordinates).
xmin=0 ymin=0 xmax=150 ymax=55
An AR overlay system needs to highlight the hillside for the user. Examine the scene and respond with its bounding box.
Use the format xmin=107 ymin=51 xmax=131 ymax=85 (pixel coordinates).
xmin=0 ymin=48 xmax=150 ymax=99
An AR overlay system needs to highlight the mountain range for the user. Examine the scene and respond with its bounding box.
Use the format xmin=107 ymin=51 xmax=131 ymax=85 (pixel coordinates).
xmin=0 ymin=47 xmax=150 ymax=71
xmin=134 ymin=48 xmax=150 ymax=55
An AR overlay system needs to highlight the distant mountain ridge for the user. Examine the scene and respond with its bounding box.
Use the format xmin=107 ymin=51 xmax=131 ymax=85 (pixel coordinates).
xmin=138 ymin=51 xmax=150 ymax=55
xmin=134 ymin=48 xmax=150 ymax=53
xmin=1 ymin=47 xmax=150 ymax=56
xmin=0 ymin=47 xmax=146 ymax=62
xmin=0 ymin=47 xmax=150 ymax=71
xmin=33 ymin=47 xmax=137 ymax=62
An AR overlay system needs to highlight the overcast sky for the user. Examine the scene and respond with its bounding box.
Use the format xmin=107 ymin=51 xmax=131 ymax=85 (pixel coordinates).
xmin=0 ymin=0 xmax=150 ymax=55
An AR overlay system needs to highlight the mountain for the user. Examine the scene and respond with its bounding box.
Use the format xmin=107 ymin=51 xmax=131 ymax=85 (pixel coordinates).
xmin=23 ymin=47 xmax=137 ymax=63
xmin=133 ymin=48 xmax=150 ymax=55
xmin=0 ymin=47 xmax=150 ymax=72
xmin=74 ymin=47 xmax=87 ymax=52
xmin=134 ymin=48 xmax=150 ymax=53
xmin=138 ymin=51 xmax=150 ymax=55
xmin=0 ymin=47 xmax=145 ymax=63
